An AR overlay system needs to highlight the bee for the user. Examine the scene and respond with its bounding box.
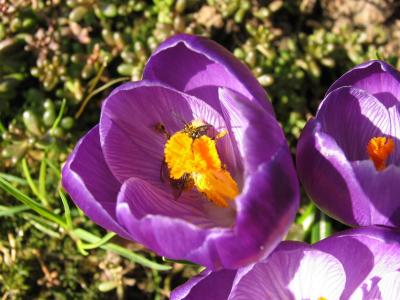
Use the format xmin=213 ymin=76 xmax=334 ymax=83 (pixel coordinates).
xmin=152 ymin=120 xmax=214 ymax=198
xmin=182 ymin=119 xmax=212 ymax=139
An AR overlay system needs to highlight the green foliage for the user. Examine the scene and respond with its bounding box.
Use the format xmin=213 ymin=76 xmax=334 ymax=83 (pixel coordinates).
xmin=1 ymin=0 xmax=399 ymax=298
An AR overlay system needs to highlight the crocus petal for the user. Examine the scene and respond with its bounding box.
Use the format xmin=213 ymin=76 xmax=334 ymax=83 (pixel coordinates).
xmin=61 ymin=126 xmax=130 ymax=239
xmin=143 ymin=34 xmax=273 ymax=114
xmin=297 ymin=120 xmax=370 ymax=226
xmin=116 ymin=176 xmax=234 ymax=229
xmin=100 ymin=81 xmax=234 ymax=185
xmin=374 ymin=272 xmax=400 ymax=300
xmin=288 ymin=250 xmax=345 ymax=300
xmin=229 ymin=247 xmax=345 ymax=300
xmin=212 ymin=145 xmax=299 ymax=269
xmin=171 ymin=227 xmax=400 ymax=300
xmin=317 ymin=86 xmax=390 ymax=160
xmin=351 ymin=161 xmax=400 ymax=227
xmin=316 ymin=226 xmax=400 ymax=299
xmin=218 ymin=88 xmax=284 ymax=175
xmin=207 ymin=90 xmax=298 ymax=268
xmin=326 ymin=60 xmax=400 ymax=107
xmin=115 ymin=177 xmax=215 ymax=261
xmin=388 ymin=104 xmax=400 ymax=163
xmin=171 ymin=269 xmax=237 ymax=300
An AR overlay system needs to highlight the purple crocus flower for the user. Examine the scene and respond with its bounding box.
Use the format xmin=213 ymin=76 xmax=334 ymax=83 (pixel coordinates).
xmin=62 ymin=34 xmax=299 ymax=269
xmin=297 ymin=60 xmax=400 ymax=227
xmin=171 ymin=226 xmax=400 ymax=299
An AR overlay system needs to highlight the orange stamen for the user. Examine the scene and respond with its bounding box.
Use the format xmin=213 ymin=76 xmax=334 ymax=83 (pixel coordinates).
xmin=164 ymin=121 xmax=238 ymax=207
xmin=367 ymin=137 xmax=394 ymax=171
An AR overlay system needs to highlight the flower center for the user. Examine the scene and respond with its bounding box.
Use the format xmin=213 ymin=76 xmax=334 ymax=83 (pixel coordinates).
xmin=367 ymin=136 xmax=394 ymax=171
xmin=164 ymin=119 xmax=239 ymax=208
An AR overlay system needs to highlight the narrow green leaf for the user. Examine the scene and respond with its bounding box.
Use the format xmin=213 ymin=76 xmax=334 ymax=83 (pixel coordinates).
xmin=310 ymin=222 xmax=320 ymax=244
xmin=0 ymin=172 xmax=27 ymax=185
xmin=0 ymin=120 xmax=6 ymax=133
xmin=0 ymin=176 xmax=66 ymax=228
xmin=39 ymin=158 xmax=47 ymax=200
xmin=51 ymin=98 xmax=67 ymax=132
xmin=27 ymin=219 xmax=62 ymax=238
xmin=0 ymin=204 xmax=29 ymax=217
xmin=162 ymin=257 xmax=198 ymax=266
xmin=296 ymin=202 xmax=316 ymax=232
xmin=76 ymin=240 xmax=89 ymax=256
xmin=73 ymin=228 xmax=171 ymax=271
xmin=81 ymin=232 xmax=116 ymax=250
xmin=319 ymin=213 xmax=332 ymax=240
xmin=21 ymin=158 xmax=40 ymax=197
xmin=59 ymin=190 xmax=72 ymax=230
xmin=88 ymin=61 xmax=107 ymax=94
xmin=75 ymin=76 xmax=129 ymax=118
xmin=44 ymin=158 xmax=61 ymax=179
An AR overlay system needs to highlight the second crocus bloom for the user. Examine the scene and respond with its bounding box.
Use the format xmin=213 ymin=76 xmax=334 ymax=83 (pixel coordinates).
xmin=171 ymin=227 xmax=400 ymax=299
xmin=297 ymin=60 xmax=400 ymax=227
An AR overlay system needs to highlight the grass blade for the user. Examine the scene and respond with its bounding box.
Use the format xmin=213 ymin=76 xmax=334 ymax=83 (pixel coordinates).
xmin=75 ymin=77 xmax=129 ymax=118
xmin=74 ymin=228 xmax=171 ymax=271
xmin=0 ymin=172 xmax=27 ymax=185
xmin=50 ymin=98 xmax=67 ymax=132
xmin=0 ymin=176 xmax=66 ymax=228
xmin=0 ymin=204 xmax=29 ymax=217
xmin=21 ymin=158 xmax=48 ymax=206
xmin=81 ymin=232 xmax=116 ymax=250
xmin=59 ymin=190 xmax=72 ymax=230
xmin=39 ymin=158 xmax=47 ymax=200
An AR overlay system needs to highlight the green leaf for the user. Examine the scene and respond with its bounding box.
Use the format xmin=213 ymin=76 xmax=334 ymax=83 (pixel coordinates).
xmin=39 ymin=158 xmax=47 ymax=200
xmin=0 ymin=172 xmax=27 ymax=185
xmin=0 ymin=204 xmax=29 ymax=217
xmin=73 ymin=228 xmax=172 ymax=271
xmin=24 ymin=213 xmax=62 ymax=238
xmin=319 ymin=213 xmax=332 ymax=240
xmin=21 ymin=158 xmax=48 ymax=206
xmin=75 ymin=76 xmax=129 ymax=118
xmin=80 ymin=232 xmax=116 ymax=250
xmin=50 ymin=98 xmax=67 ymax=132
xmin=0 ymin=176 xmax=66 ymax=228
xmin=162 ymin=257 xmax=198 ymax=266
xmin=296 ymin=202 xmax=316 ymax=232
xmin=59 ymin=190 xmax=73 ymax=230
xmin=44 ymin=158 xmax=61 ymax=180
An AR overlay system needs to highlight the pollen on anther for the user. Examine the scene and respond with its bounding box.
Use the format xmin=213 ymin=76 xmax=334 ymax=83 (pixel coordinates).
xmin=367 ymin=136 xmax=395 ymax=171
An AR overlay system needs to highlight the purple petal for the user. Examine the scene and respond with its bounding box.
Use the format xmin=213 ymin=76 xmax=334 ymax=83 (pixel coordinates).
xmin=316 ymin=226 xmax=400 ymax=298
xmin=115 ymin=177 xmax=216 ymax=262
xmin=100 ymin=81 xmax=237 ymax=185
xmin=230 ymin=247 xmax=345 ymax=300
xmin=116 ymin=176 xmax=234 ymax=229
xmin=317 ymin=86 xmax=390 ymax=161
xmin=388 ymin=104 xmax=400 ymax=163
xmin=219 ymin=88 xmax=284 ymax=176
xmin=372 ymin=272 xmax=400 ymax=299
xmin=116 ymin=147 xmax=298 ymax=269
xmin=171 ymin=227 xmax=400 ymax=299
xmin=143 ymin=34 xmax=273 ymax=114
xmin=171 ymin=269 xmax=237 ymax=300
xmin=212 ymin=145 xmax=299 ymax=269
xmin=61 ymin=126 xmax=130 ymax=239
xmin=327 ymin=60 xmax=400 ymax=107
xmin=297 ymin=120 xmax=370 ymax=226
xmin=352 ymin=161 xmax=400 ymax=227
